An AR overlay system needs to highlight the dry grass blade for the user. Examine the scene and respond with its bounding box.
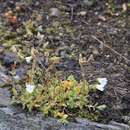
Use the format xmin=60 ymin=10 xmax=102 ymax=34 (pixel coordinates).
xmin=91 ymin=35 xmax=130 ymax=63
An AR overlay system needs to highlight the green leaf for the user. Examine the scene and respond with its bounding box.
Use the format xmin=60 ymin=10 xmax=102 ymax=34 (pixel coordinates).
xmin=97 ymin=105 xmax=107 ymax=111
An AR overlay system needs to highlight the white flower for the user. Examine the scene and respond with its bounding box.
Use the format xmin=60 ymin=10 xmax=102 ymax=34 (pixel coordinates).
xmin=37 ymin=32 xmax=44 ymax=41
xmin=25 ymin=56 xmax=32 ymax=64
xmin=26 ymin=84 xmax=35 ymax=93
xmin=96 ymin=78 xmax=108 ymax=91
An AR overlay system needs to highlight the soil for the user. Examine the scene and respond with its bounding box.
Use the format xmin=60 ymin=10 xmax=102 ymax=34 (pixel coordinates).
xmin=0 ymin=0 xmax=130 ymax=125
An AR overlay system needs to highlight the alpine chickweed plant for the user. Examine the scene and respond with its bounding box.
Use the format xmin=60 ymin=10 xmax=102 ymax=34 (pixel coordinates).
xmin=12 ymin=48 xmax=105 ymax=123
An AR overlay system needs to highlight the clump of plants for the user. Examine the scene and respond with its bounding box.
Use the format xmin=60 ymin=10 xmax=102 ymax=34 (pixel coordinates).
xmin=12 ymin=48 xmax=105 ymax=123
xmin=0 ymin=26 xmax=21 ymax=47
xmin=107 ymin=0 xmax=130 ymax=15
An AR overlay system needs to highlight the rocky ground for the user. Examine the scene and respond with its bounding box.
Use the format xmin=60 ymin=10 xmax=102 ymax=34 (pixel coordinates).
xmin=0 ymin=0 xmax=130 ymax=129
xmin=0 ymin=106 xmax=129 ymax=130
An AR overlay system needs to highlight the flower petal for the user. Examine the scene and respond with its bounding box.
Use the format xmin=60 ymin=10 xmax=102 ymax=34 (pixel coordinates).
xmin=26 ymin=84 xmax=35 ymax=93
xmin=96 ymin=78 xmax=108 ymax=91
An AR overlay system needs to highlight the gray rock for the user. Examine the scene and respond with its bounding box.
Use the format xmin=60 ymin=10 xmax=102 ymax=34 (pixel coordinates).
xmin=0 ymin=107 xmax=129 ymax=130
xmin=0 ymin=88 xmax=11 ymax=106
xmin=109 ymin=121 xmax=130 ymax=130
xmin=49 ymin=8 xmax=60 ymax=17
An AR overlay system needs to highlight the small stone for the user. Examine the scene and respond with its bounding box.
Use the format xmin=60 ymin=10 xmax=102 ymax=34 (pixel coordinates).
xmin=83 ymin=0 xmax=96 ymax=7
xmin=36 ymin=14 xmax=43 ymax=22
xmin=98 ymin=15 xmax=106 ymax=21
xmin=49 ymin=8 xmax=60 ymax=17
xmin=97 ymin=22 xmax=101 ymax=26
xmin=78 ymin=11 xmax=87 ymax=16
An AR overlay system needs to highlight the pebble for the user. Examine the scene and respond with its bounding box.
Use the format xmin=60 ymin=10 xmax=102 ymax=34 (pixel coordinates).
xmin=98 ymin=15 xmax=106 ymax=22
xmin=78 ymin=11 xmax=87 ymax=16
xmin=49 ymin=8 xmax=60 ymax=17
xmin=83 ymin=0 xmax=96 ymax=7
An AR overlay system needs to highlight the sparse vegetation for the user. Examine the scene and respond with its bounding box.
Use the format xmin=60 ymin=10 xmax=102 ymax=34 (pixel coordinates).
xmin=0 ymin=0 xmax=129 ymax=127
xmin=11 ymin=48 xmax=104 ymax=123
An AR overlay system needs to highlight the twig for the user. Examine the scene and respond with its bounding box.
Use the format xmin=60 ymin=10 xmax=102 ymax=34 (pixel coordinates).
xmin=91 ymin=35 xmax=130 ymax=63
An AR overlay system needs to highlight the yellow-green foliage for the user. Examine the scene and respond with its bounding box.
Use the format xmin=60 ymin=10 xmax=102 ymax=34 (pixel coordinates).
xmin=23 ymin=20 xmax=36 ymax=36
xmin=12 ymin=49 xmax=104 ymax=123
xmin=13 ymin=74 xmax=91 ymax=123
xmin=0 ymin=26 xmax=21 ymax=47
xmin=12 ymin=70 xmax=104 ymax=123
